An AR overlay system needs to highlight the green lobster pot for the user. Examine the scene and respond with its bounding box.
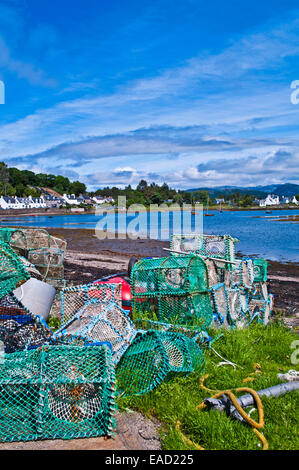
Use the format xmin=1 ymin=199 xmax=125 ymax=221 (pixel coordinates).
xmin=116 ymin=330 xmax=205 ymax=397
xmin=0 ymin=345 xmax=116 ymax=442
xmin=131 ymin=255 xmax=213 ymax=332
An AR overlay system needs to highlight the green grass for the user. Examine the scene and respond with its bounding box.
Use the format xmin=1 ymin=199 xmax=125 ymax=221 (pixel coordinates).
xmin=117 ymin=322 xmax=299 ymax=450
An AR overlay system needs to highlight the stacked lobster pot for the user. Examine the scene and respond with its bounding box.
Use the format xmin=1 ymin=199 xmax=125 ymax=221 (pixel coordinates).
xmin=22 ymin=229 xmax=67 ymax=287
xmin=0 ymin=239 xmax=52 ymax=354
xmin=169 ymin=234 xmax=273 ymax=329
xmin=131 ymin=255 xmax=214 ymax=338
xmin=0 ymin=344 xmax=116 ymax=443
xmin=0 ymin=240 xmax=117 ymax=443
xmin=0 ymin=228 xmax=67 ymax=287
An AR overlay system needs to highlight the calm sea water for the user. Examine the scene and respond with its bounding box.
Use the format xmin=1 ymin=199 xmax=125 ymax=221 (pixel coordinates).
xmin=1 ymin=209 xmax=298 ymax=262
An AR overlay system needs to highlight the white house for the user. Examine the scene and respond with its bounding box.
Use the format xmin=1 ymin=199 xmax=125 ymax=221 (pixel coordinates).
xmin=25 ymin=196 xmax=47 ymax=209
xmin=62 ymin=194 xmax=80 ymax=205
xmin=0 ymin=196 xmax=22 ymax=209
xmin=259 ymin=194 xmax=280 ymax=207
xmin=281 ymin=196 xmax=290 ymax=204
xmin=0 ymin=195 xmax=47 ymax=209
xmin=292 ymin=196 xmax=299 ymax=205
xmin=92 ymin=196 xmax=115 ymax=205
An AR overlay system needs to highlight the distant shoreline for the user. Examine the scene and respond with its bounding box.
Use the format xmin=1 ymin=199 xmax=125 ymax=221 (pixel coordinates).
xmin=0 ymin=205 xmax=298 ymax=218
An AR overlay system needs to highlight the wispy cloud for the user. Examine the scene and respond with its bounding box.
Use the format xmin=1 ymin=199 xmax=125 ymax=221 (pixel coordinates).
xmin=0 ymin=36 xmax=57 ymax=87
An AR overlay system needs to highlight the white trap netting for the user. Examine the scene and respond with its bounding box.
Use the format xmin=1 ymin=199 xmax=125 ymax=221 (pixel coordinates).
xmin=56 ymin=284 xmax=136 ymax=363
xmin=60 ymin=284 xmax=122 ymax=326
xmin=171 ymin=234 xmax=238 ymax=262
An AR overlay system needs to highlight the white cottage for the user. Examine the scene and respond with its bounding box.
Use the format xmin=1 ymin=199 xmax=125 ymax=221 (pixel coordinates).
xmin=259 ymin=194 xmax=280 ymax=207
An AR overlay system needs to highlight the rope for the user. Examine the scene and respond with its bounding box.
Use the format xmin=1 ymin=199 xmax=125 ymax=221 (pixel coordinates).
xmin=175 ymin=375 xmax=268 ymax=450
xmin=211 ymin=347 xmax=242 ymax=369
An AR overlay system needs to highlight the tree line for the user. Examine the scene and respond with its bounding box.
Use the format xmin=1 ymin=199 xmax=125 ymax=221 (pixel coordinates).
xmin=0 ymin=162 xmax=263 ymax=207
xmin=0 ymin=162 xmax=86 ymax=197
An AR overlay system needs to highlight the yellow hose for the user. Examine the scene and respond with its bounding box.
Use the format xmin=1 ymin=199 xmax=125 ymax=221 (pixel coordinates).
xmin=176 ymin=375 xmax=269 ymax=450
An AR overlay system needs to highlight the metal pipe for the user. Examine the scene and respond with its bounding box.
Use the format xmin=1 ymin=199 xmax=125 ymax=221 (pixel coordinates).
xmin=203 ymin=381 xmax=299 ymax=423
xmin=163 ymin=247 xmax=238 ymax=264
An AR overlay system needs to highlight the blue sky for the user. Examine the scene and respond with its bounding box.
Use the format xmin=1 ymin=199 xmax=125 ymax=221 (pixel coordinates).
xmin=0 ymin=0 xmax=298 ymax=190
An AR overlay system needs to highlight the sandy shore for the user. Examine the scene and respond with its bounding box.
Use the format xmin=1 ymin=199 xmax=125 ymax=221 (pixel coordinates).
xmin=46 ymin=228 xmax=298 ymax=326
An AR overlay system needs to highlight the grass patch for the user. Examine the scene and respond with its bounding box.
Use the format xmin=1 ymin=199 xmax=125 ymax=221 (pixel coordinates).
xmin=118 ymin=322 xmax=299 ymax=450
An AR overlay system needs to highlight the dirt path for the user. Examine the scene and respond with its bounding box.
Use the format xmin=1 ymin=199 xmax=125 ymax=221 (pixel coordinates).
xmin=0 ymin=412 xmax=161 ymax=450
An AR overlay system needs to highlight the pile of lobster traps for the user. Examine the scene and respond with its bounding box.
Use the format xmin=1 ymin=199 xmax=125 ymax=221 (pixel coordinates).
xmin=132 ymin=234 xmax=273 ymax=331
xmin=0 ymin=227 xmax=274 ymax=444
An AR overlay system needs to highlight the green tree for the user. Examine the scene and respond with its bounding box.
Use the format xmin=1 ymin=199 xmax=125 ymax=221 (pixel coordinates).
xmin=15 ymin=183 xmax=26 ymax=197
xmin=69 ymin=181 xmax=86 ymax=196
xmin=240 ymin=194 xmax=253 ymax=207
xmin=137 ymin=180 xmax=148 ymax=191
xmin=0 ymin=162 xmax=9 ymax=196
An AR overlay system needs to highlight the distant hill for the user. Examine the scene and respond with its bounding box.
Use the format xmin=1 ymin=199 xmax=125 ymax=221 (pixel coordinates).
xmin=251 ymin=183 xmax=299 ymax=197
xmin=187 ymin=183 xmax=299 ymax=198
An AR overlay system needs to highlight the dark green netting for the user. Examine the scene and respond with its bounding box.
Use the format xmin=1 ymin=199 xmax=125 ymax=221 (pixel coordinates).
xmin=131 ymin=255 xmax=213 ymax=332
xmin=0 ymin=240 xmax=29 ymax=298
xmin=0 ymin=344 xmax=116 ymax=442
xmin=116 ymin=330 xmax=205 ymax=397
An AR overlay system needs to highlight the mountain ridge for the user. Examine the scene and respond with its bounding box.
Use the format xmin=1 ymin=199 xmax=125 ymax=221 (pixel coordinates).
xmin=186 ymin=183 xmax=299 ymax=197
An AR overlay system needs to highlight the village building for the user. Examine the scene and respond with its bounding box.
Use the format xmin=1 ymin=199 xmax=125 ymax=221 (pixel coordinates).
xmin=0 ymin=195 xmax=47 ymax=210
xmin=92 ymin=195 xmax=115 ymax=205
xmin=62 ymin=194 xmax=81 ymax=206
xmin=259 ymin=194 xmax=280 ymax=207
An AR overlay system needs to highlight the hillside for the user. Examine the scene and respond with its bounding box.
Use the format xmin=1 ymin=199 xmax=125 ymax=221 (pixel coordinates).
xmin=187 ymin=183 xmax=299 ymax=198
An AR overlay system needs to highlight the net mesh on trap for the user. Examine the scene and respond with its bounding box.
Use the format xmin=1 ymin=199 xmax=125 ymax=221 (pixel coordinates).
xmin=0 ymin=228 xmax=67 ymax=285
xmin=56 ymin=284 xmax=135 ymax=363
xmin=0 ymin=294 xmax=52 ymax=353
xmin=230 ymin=259 xmax=255 ymax=289
xmin=24 ymin=229 xmax=67 ymax=284
xmin=134 ymin=318 xmax=202 ymax=339
xmin=131 ymin=255 xmax=213 ymax=333
xmin=60 ymin=284 xmax=122 ymax=326
xmin=0 ymin=228 xmax=27 ymax=255
xmin=116 ymin=330 xmax=205 ymax=397
xmin=171 ymin=234 xmax=238 ymax=264
xmin=210 ymin=283 xmax=229 ymax=326
xmin=0 ymin=240 xmax=30 ymax=299
xmin=0 ymin=344 xmax=115 ymax=443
